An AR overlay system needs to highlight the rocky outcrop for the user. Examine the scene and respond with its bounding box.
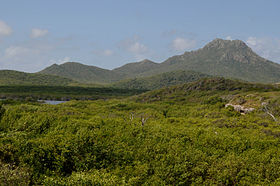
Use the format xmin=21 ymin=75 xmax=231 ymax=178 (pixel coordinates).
xmin=225 ymin=103 xmax=255 ymax=114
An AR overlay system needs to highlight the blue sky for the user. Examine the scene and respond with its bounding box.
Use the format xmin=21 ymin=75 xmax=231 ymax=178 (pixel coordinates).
xmin=0 ymin=0 xmax=280 ymax=72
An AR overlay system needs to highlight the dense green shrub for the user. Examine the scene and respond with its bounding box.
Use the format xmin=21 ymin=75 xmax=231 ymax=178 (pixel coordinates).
xmin=1 ymin=85 xmax=280 ymax=184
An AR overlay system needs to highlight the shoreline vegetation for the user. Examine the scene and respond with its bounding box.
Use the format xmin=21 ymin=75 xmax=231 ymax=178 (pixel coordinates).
xmin=0 ymin=85 xmax=147 ymax=101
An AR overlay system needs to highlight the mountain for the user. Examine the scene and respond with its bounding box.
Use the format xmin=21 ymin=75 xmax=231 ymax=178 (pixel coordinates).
xmin=158 ymin=39 xmax=280 ymax=83
xmin=115 ymin=39 xmax=280 ymax=83
xmin=113 ymin=59 xmax=159 ymax=78
xmin=39 ymin=39 xmax=280 ymax=84
xmin=0 ymin=70 xmax=76 ymax=86
xmin=113 ymin=70 xmax=210 ymax=90
xmin=39 ymin=62 xmax=124 ymax=84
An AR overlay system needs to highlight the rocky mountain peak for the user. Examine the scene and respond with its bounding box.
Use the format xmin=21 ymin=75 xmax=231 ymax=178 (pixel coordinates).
xmin=204 ymin=38 xmax=248 ymax=50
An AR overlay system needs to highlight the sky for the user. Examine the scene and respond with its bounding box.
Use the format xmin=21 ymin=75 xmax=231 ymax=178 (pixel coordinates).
xmin=0 ymin=0 xmax=280 ymax=72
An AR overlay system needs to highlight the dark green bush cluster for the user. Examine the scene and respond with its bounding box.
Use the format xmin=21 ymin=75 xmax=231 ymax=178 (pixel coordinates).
xmin=0 ymin=85 xmax=146 ymax=101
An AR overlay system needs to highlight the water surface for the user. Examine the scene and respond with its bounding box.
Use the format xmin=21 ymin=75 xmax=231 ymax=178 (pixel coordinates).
xmin=39 ymin=100 xmax=67 ymax=105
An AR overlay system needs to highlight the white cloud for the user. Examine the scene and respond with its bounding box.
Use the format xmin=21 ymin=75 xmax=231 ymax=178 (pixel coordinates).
xmin=226 ymin=36 xmax=233 ymax=40
xmin=0 ymin=41 xmax=55 ymax=72
xmin=246 ymin=36 xmax=280 ymax=62
xmin=0 ymin=20 xmax=12 ymax=36
xmin=127 ymin=42 xmax=148 ymax=54
xmin=171 ymin=37 xmax=196 ymax=51
xmin=50 ymin=57 xmax=71 ymax=64
xmin=0 ymin=36 xmax=79 ymax=72
xmin=119 ymin=36 xmax=150 ymax=60
xmin=246 ymin=36 xmax=257 ymax=46
xmin=126 ymin=41 xmax=148 ymax=60
xmin=31 ymin=28 xmax=48 ymax=38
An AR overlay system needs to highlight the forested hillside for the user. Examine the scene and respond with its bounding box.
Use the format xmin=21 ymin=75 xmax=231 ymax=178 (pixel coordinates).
xmin=0 ymin=70 xmax=76 ymax=86
xmin=39 ymin=62 xmax=124 ymax=84
xmin=113 ymin=70 xmax=210 ymax=90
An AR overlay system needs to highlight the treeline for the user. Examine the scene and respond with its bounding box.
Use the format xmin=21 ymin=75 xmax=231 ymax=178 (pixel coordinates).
xmin=0 ymin=85 xmax=146 ymax=101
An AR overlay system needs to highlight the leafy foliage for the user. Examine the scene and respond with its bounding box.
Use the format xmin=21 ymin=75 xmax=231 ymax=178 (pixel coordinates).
xmin=135 ymin=77 xmax=278 ymax=103
xmin=2 ymin=78 xmax=280 ymax=184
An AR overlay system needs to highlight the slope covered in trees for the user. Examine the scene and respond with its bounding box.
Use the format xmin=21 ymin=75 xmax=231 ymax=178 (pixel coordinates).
xmin=39 ymin=62 xmax=125 ymax=84
xmin=0 ymin=70 xmax=76 ymax=86
xmin=113 ymin=70 xmax=210 ymax=90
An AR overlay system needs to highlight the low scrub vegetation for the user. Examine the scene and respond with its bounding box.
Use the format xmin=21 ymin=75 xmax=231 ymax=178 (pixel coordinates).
xmin=1 ymin=78 xmax=280 ymax=184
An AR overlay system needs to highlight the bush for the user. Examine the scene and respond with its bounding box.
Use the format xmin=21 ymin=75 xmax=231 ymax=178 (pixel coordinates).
xmin=0 ymin=161 xmax=30 ymax=186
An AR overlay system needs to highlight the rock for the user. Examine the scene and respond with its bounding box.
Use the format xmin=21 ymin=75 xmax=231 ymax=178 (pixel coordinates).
xmin=225 ymin=103 xmax=255 ymax=114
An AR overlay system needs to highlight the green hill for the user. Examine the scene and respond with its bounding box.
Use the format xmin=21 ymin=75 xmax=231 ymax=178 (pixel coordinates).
xmin=0 ymin=70 xmax=76 ymax=86
xmin=135 ymin=77 xmax=278 ymax=103
xmin=113 ymin=59 xmax=159 ymax=78
xmin=113 ymin=70 xmax=210 ymax=90
xmin=39 ymin=62 xmax=124 ymax=84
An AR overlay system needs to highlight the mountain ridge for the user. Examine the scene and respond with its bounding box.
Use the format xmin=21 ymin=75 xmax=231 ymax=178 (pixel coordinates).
xmin=38 ymin=38 xmax=280 ymax=84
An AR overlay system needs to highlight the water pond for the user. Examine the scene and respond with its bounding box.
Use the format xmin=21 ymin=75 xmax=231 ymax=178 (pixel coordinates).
xmin=39 ymin=100 xmax=67 ymax=105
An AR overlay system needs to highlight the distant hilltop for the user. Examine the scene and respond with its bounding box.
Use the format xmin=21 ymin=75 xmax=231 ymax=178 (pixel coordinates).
xmin=38 ymin=38 xmax=280 ymax=84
